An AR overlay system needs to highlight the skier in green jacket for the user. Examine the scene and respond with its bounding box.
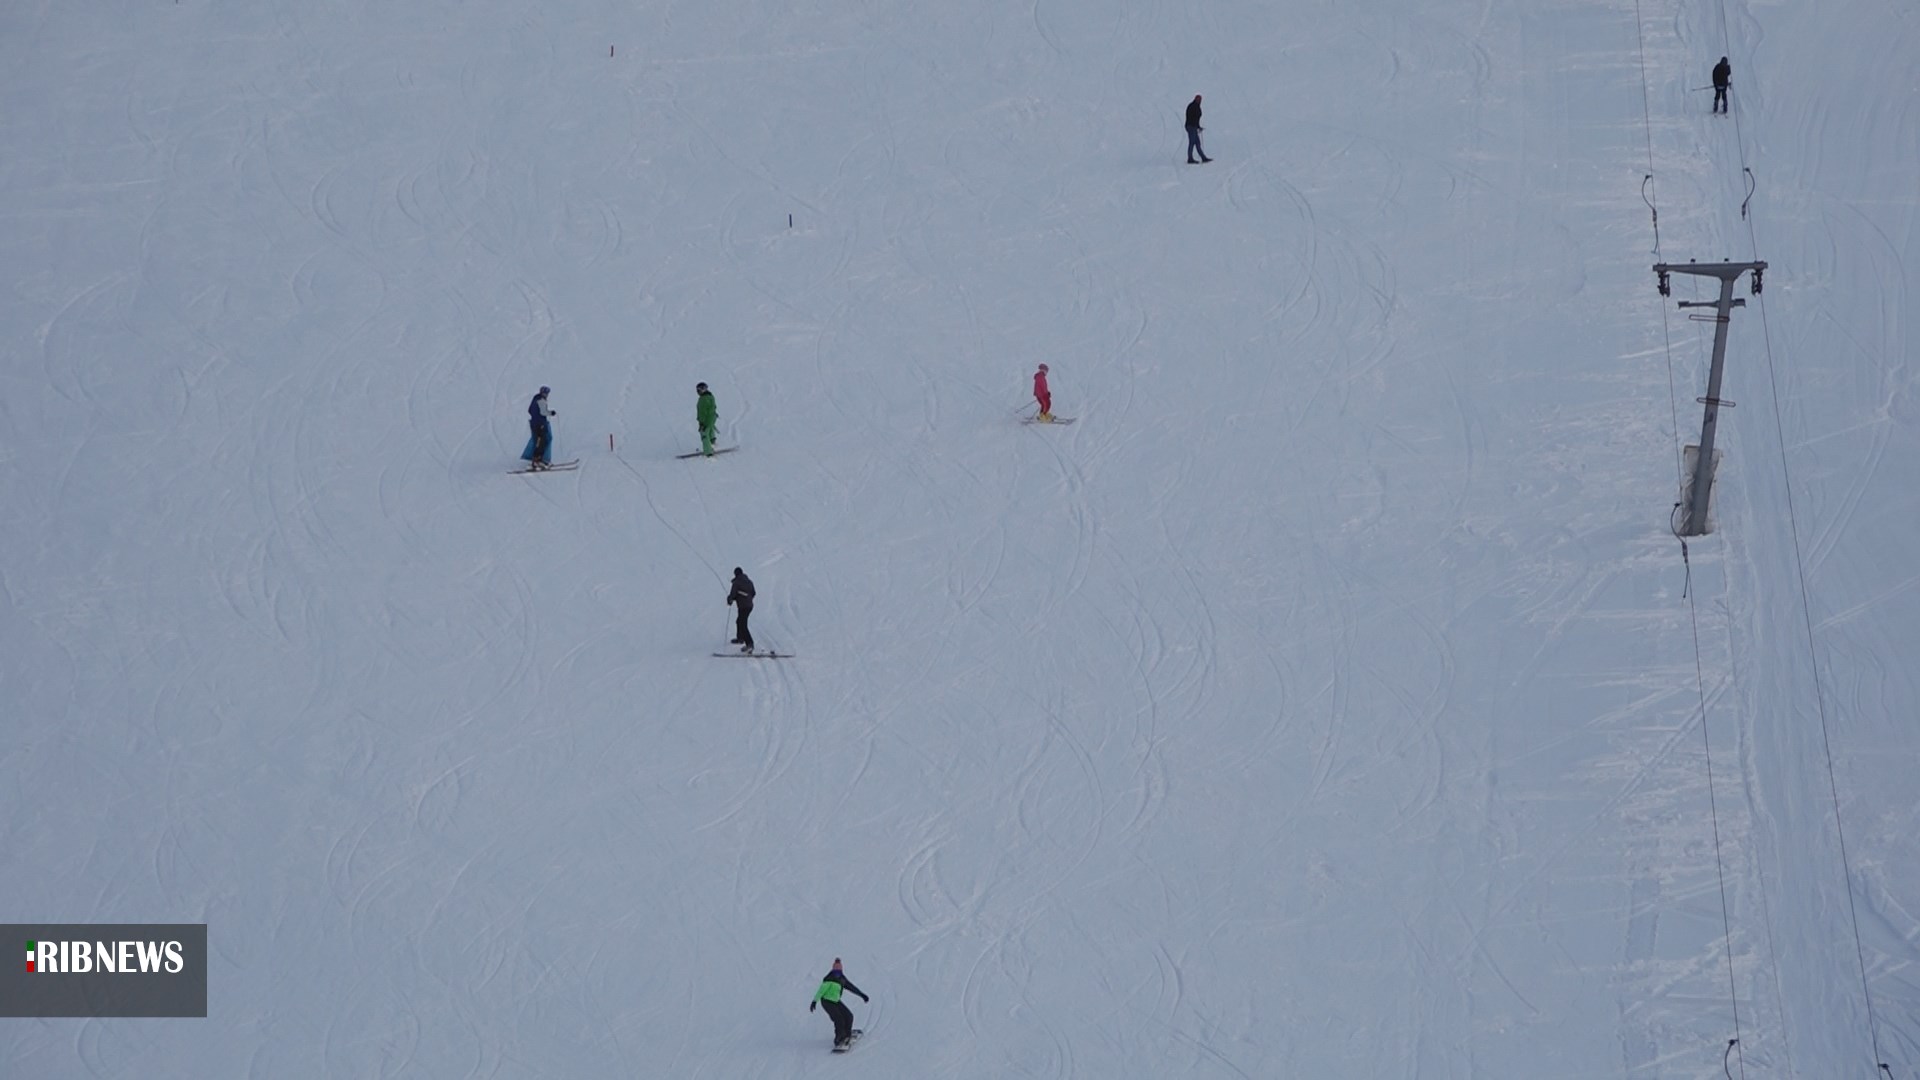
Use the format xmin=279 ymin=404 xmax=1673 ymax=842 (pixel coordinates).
xmin=809 ymin=958 xmax=868 ymax=1050
xmin=696 ymin=382 xmax=718 ymax=456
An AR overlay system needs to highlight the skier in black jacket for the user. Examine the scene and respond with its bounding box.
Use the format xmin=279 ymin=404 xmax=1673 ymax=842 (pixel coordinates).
xmin=1184 ymin=94 xmax=1211 ymax=164
xmin=727 ymin=568 xmax=756 ymax=653
xmin=809 ymin=958 xmax=869 ymax=1050
xmin=1711 ymin=57 xmax=1731 ymax=114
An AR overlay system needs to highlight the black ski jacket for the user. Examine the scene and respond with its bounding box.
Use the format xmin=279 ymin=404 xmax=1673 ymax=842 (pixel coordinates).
xmin=1185 ymin=98 xmax=1203 ymax=129
xmin=727 ymin=572 xmax=756 ymax=612
xmin=1712 ymin=59 xmax=1731 ymax=88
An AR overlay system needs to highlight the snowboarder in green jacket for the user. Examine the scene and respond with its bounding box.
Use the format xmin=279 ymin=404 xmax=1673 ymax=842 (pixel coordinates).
xmin=809 ymin=958 xmax=868 ymax=1050
xmin=696 ymin=382 xmax=718 ymax=456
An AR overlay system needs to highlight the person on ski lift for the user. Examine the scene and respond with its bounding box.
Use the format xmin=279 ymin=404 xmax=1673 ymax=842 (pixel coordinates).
xmin=809 ymin=957 xmax=869 ymax=1050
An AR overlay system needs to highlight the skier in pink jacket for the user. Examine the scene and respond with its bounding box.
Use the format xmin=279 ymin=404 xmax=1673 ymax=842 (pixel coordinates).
xmin=1032 ymin=364 xmax=1053 ymax=422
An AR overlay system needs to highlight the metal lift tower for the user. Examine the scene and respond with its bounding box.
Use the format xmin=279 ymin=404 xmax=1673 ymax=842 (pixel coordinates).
xmin=1653 ymin=259 xmax=1766 ymax=536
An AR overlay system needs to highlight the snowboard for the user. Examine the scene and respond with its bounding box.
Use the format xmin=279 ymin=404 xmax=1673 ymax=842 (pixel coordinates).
xmin=1023 ymin=417 xmax=1076 ymax=425
xmin=676 ymin=447 xmax=739 ymax=459
xmin=712 ymin=650 xmax=792 ymax=659
xmin=511 ymin=459 xmax=580 ymax=473
xmin=832 ymin=1029 xmax=864 ymax=1054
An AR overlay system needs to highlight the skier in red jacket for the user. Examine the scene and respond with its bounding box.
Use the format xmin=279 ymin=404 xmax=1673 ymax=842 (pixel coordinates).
xmin=1032 ymin=363 xmax=1053 ymax=422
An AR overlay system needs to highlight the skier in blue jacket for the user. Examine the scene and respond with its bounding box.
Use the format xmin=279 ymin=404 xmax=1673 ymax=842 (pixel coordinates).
xmin=523 ymin=387 xmax=556 ymax=468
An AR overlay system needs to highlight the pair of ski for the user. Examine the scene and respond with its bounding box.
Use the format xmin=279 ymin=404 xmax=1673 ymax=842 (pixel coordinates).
xmin=712 ymin=647 xmax=792 ymax=659
xmin=509 ymin=459 xmax=579 ymax=474
xmin=1024 ymin=416 xmax=1076 ymax=425
xmin=511 ymin=447 xmax=737 ymax=473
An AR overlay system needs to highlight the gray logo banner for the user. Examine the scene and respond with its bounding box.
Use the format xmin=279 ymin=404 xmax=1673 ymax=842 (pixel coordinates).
xmin=0 ymin=924 xmax=207 ymax=1018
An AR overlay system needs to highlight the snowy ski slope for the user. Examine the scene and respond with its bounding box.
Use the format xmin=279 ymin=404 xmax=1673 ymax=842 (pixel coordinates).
xmin=2 ymin=0 xmax=1914 ymax=1076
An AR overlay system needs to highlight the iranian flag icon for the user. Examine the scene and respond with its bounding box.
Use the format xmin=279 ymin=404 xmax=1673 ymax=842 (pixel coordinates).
xmin=26 ymin=941 xmax=35 ymax=973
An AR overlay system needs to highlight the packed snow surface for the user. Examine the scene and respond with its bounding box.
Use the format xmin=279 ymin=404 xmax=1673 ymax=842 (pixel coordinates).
xmin=3 ymin=0 xmax=1914 ymax=1075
